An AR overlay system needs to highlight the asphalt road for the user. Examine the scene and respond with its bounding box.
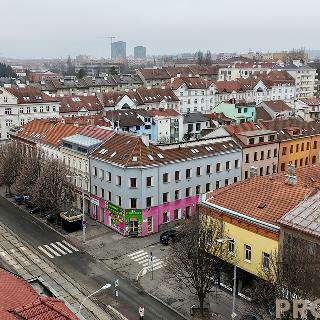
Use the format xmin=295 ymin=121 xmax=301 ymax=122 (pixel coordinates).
xmin=0 ymin=196 xmax=186 ymax=320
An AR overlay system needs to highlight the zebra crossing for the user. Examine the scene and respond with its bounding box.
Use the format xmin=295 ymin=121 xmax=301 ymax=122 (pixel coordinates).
xmin=127 ymin=249 xmax=166 ymax=271
xmin=38 ymin=240 xmax=79 ymax=259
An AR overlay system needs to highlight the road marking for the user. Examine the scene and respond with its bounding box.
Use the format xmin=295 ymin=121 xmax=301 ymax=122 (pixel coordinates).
xmin=152 ymin=264 xmax=166 ymax=271
xmin=141 ymin=258 xmax=162 ymax=267
xmin=127 ymin=250 xmax=144 ymax=257
xmin=130 ymin=252 xmax=149 ymax=260
xmin=62 ymin=240 xmax=79 ymax=252
xmin=38 ymin=246 xmax=55 ymax=258
xmin=56 ymin=242 xmax=72 ymax=253
xmin=50 ymin=243 xmax=67 ymax=255
xmin=132 ymin=253 xmax=149 ymax=262
xmin=43 ymin=245 xmax=61 ymax=257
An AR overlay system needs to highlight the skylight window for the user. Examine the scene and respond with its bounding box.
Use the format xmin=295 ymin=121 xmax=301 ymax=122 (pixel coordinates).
xmin=99 ymin=148 xmax=107 ymax=154
xmin=110 ymin=152 xmax=117 ymax=157
xmin=132 ymin=156 xmax=139 ymax=162
xmin=157 ymin=153 xmax=164 ymax=159
xmin=191 ymin=148 xmax=199 ymax=153
xmin=147 ymin=154 xmax=154 ymax=160
xmin=223 ymin=144 xmax=227 ymax=149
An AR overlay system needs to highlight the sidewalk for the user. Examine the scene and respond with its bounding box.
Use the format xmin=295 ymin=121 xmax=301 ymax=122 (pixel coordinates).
xmin=0 ymin=222 xmax=113 ymax=320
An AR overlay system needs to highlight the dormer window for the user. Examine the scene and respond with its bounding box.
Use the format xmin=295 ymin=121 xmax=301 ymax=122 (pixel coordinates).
xmin=259 ymin=136 xmax=264 ymax=143
xmin=249 ymin=138 xmax=255 ymax=144
xmin=268 ymin=135 xmax=275 ymax=141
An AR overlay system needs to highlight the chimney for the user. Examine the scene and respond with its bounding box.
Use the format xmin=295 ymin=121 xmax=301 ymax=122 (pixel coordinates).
xmin=141 ymin=134 xmax=149 ymax=147
xmin=250 ymin=166 xmax=258 ymax=177
xmin=61 ymin=118 xmax=65 ymax=124
xmin=284 ymin=163 xmax=297 ymax=185
xmin=171 ymin=77 xmax=174 ymax=83
xmin=177 ymin=74 xmax=181 ymax=78
xmin=74 ymin=121 xmax=79 ymax=127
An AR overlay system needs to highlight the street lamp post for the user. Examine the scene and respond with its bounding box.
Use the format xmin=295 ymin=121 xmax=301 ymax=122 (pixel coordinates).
xmin=217 ymin=238 xmax=237 ymax=319
xmin=79 ymin=283 xmax=111 ymax=315
xmin=67 ymin=175 xmax=88 ymax=243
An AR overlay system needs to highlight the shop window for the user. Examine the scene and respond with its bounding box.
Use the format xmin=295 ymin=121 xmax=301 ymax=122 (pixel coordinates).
xmin=163 ymin=212 xmax=169 ymax=223
xmin=147 ymin=217 xmax=153 ymax=233
xmin=174 ymin=209 xmax=179 ymax=220
xmin=185 ymin=206 xmax=191 ymax=219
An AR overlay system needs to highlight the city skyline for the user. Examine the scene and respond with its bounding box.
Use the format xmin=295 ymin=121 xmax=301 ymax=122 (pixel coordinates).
xmin=1 ymin=0 xmax=320 ymax=59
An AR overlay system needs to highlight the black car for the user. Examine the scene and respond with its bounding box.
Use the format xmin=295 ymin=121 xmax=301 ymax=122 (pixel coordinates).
xmin=14 ymin=194 xmax=30 ymax=205
xmin=46 ymin=213 xmax=57 ymax=223
xmin=28 ymin=207 xmax=40 ymax=214
xmin=160 ymin=229 xmax=177 ymax=245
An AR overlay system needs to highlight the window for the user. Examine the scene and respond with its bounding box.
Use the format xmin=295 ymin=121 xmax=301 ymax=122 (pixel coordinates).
xmin=273 ymin=164 xmax=277 ymax=173
xmin=4 ymin=97 xmax=7 ymax=103
xmin=101 ymin=188 xmax=105 ymax=198
xmin=245 ymin=171 xmax=248 ymax=179
xmin=93 ymin=166 xmax=97 ymax=176
xmin=94 ymin=185 xmax=97 ymax=195
xmin=281 ymin=163 xmax=285 ymax=171
xmin=238 ymin=108 xmax=241 ymax=113
xmin=262 ymin=252 xmax=270 ymax=270
xmin=146 ymin=197 xmax=152 ymax=207
xmin=5 ymin=108 xmax=12 ymax=115
xmin=186 ymin=168 xmax=191 ymax=179
xmin=196 ymin=166 xmax=201 ymax=176
xmin=216 ymin=163 xmax=221 ymax=172
xmin=266 ymin=166 xmax=270 ymax=175
xmin=254 ymin=152 xmax=258 ymax=161
xmin=163 ymin=173 xmax=169 ymax=183
xmin=26 ymin=107 xmax=30 ymax=113
xmin=296 ymin=144 xmax=299 ymax=153
xmin=305 ymin=157 xmax=309 ymax=165
xmin=259 ymin=167 xmax=263 ymax=176
xmin=116 ymin=175 xmax=121 ymax=186
xmin=294 ymin=160 xmax=297 ymax=167
xmin=130 ymin=198 xmax=137 ymax=208
xmin=163 ymin=192 xmax=169 ymax=203
xmin=188 ymin=123 xmax=193 ymax=132
xmin=259 ymin=136 xmax=264 ymax=143
xmin=116 ymin=196 xmax=122 ymax=206
xmin=273 ymin=148 xmax=278 ymax=158
xmin=245 ymin=154 xmax=249 ymax=163
xmin=205 ymin=183 xmax=211 ymax=192
xmin=146 ymin=176 xmax=153 ymax=187
xmin=225 ymin=178 xmax=229 ymax=186
xmin=52 ymin=106 xmax=56 ymax=112
xmin=99 ymin=169 xmax=104 ymax=180
xmin=282 ymin=147 xmax=287 ymax=155
xmin=234 ymin=160 xmax=239 ymax=168
xmin=130 ymin=178 xmax=137 ymax=188
xmin=185 ymin=187 xmax=191 ymax=197
xmin=313 ymin=141 xmax=318 ymax=149
xmin=107 ymin=191 xmax=111 ymax=201
xmin=290 ymin=145 xmax=293 ymax=153
xmin=46 ymin=105 xmax=50 ymax=112
xmin=267 ymin=150 xmax=271 ymax=159
xmin=215 ymin=181 xmax=220 ymax=189
xmin=196 ymin=185 xmax=201 ymax=194
xmin=228 ymin=240 xmax=235 ymax=254
xmin=301 ymin=143 xmax=305 ymax=151
xmin=300 ymin=158 xmax=303 ymax=166
xmin=20 ymin=118 xmax=25 ymax=126
xmin=175 ymin=170 xmax=181 ymax=181
xmin=268 ymin=135 xmax=275 ymax=141
xmin=312 ymin=155 xmax=317 ymax=164
xmin=249 ymin=138 xmax=254 ymax=144
xmin=107 ymin=172 xmax=111 ymax=182
xmin=40 ymin=106 xmax=44 ymax=113
xmin=19 ymin=107 xmax=24 ymax=113
xmin=260 ymin=151 xmax=264 ymax=160
xmin=174 ymin=209 xmax=179 ymax=220
xmin=174 ymin=190 xmax=180 ymax=200
xmin=244 ymin=245 xmax=252 ymax=261
xmin=196 ymin=123 xmax=201 ymax=131
xmin=226 ymin=161 xmax=230 ymax=170
xmin=163 ymin=212 xmax=169 ymax=223
xmin=206 ymin=165 xmax=211 ymax=174
xmin=234 ymin=176 xmax=238 ymax=183
xmin=307 ymin=142 xmax=310 ymax=150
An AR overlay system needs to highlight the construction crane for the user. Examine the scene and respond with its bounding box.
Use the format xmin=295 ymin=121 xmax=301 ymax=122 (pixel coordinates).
xmin=99 ymin=36 xmax=115 ymax=59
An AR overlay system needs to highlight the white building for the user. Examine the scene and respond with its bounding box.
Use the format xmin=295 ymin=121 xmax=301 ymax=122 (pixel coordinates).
xmin=274 ymin=61 xmax=317 ymax=98
xmin=0 ymin=85 xmax=60 ymax=142
xmin=163 ymin=76 xmax=216 ymax=113
xmin=295 ymin=97 xmax=320 ymax=122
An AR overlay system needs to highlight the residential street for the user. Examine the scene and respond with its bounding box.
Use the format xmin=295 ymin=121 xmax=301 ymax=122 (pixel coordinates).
xmin=0 ymin=195 xmax=186 ymax=320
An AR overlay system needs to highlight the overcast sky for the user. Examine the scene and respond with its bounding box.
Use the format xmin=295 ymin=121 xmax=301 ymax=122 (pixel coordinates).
xmin=1 ymin=0 xmax=319 ymax=59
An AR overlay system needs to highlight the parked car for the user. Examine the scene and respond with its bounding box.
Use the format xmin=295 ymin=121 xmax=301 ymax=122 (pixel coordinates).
xmin=46 ymin=213 xmax=57 ymax=223
xmin=14 ymin=195 xmax=30 ymax=205
xmin=160 ymin=229 xmax=177 ymax=245
xmin=28 ymin=207 xmax=40 ymax=214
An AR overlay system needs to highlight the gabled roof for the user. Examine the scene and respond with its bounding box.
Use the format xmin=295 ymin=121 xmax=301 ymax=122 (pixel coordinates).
xmin=5 ymin=86 xmax=59 ymax=104
xmin=104 ymin=110 xmax=145 ymax=127
xmin=136 ymin=87 xmax=179 ymax=103
xmin=298 ymin=97 xmax=320 ymax=106
xmin=56 ymin=95 xmax=103 ymax=113
xmin=262 ymin=100 xmax=292 ymax=112
xmin=183 ymin=112 xmax=209 ymax=123
xmin=138 ymin=68 xmax=170 ymax=80
xmin=91 ymin=132 xmax=240 ymax=168
xmin=163 ymin=76 xmax=214 ymax=90
xmin=0 ymin=268 xmax=78 ymax=320
xmin=256 ymin=106 xmax=273 ymax=121
xmin=204 ymin=165 xmax=320 ymax=227
xmin=146 ymin=109 xmax=180 ymax=117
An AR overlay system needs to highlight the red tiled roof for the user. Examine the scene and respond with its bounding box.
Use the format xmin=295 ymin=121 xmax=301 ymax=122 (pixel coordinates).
xmin=0 ymin=268 xmax=78 ymax=320
xmin=146 ymin=109 xmax=180 ymax=117
xmin=225 ymin=122 xmax=267 ymax=135
xmin=6 ymin=86 xmax=59 ymax=104
xmin=163 ymin=76 xmax=214 ymax=90
xmin=204 ymin=165 xmax=320 ymax=227
xmin=139 ymin=68 xmax=170 ymax=80
xmin=99 ymin=91 xmax=143 ymax=107
xmin=14 ymin=119 xmax=81 ymax=147
xmin=77 ymin=125 xmax=114 ymax=140
xmin=136 ymin=87 xmax=179 ymax=103
xmin=262 ymin=100 xmax=291 ymax=112
xmin=256 ymin=106 xmax=273 ymax=121
xmin=56 ymin=95 xmax=103 ymax=113
xmin=299 ymin=97 xmax=320 ymax=106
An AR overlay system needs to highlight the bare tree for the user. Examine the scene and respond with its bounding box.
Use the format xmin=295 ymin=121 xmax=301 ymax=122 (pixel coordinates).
xmin=204 ymin=50 xmax=212 ymax=66
xmin=247 ymin=234 xmax=320 ymax=320
xmin=31 ymin=158 xmax=74 ymax=214
xmin=286 ymin=48 xmax=307 ymax=64
xmin=13 ymin=147 xmax=44 ymax=194
xmin=0 ymin=141 xmax=24 ymax=194
xmin=166 ymin=212 xmax=230 ymax=315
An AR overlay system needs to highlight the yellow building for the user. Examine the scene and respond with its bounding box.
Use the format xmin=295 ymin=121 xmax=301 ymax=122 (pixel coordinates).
xmin=199 ymin=164 xmax=320 ymax=292
xmin=261 ymin=119 xmax=320 ymax=172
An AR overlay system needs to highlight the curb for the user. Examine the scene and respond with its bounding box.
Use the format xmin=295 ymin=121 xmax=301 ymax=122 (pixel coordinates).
xmin=145 ymin=291 xmax=190 ymax=320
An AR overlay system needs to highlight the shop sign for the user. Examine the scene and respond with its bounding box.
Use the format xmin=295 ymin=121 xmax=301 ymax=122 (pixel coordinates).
xmin=125 ymin=209 xmax=142 ymax=221
xmin=107 ymin=201 xmax=125 ymax=224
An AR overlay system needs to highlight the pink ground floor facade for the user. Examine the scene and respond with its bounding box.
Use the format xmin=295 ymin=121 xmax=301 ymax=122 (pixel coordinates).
xmin=89 ymin=195 xmax=199 ymax=237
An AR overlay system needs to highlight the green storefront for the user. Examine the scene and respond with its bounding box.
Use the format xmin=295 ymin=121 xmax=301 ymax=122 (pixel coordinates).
xmin=125 ymin=209 xmax=142 ymax=236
